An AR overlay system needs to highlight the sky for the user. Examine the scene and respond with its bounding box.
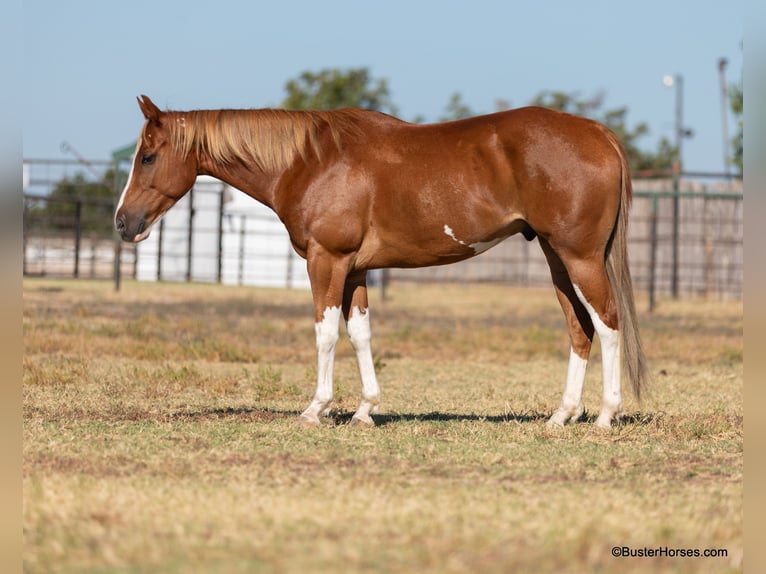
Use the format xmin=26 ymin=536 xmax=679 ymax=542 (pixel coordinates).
xmin=23 ymin=0 xmax=744 ymax=175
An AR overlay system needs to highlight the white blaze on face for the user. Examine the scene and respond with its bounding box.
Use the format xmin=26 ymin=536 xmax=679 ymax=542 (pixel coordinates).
xmin=114 ymin=139 xmax=142 ymax=227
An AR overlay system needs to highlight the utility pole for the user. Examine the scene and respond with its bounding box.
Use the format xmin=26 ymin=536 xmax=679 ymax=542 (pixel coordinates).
xmin=663 ymin=74 xmax=693 ymax=299
xmin=718 ymin=58 xmax=731 ymax=180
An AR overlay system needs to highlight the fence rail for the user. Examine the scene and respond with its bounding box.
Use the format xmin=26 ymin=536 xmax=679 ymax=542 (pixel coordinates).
xmin=23 ymin=159 xmax=743 ymax=303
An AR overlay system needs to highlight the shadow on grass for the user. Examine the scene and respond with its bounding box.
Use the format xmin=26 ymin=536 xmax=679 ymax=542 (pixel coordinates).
xmin=158 ymin=407 xmax=656 ymax=428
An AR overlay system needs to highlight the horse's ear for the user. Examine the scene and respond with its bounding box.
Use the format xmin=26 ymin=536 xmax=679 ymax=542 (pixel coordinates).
xmin=137 ymin=95 xmax=162 ymax=124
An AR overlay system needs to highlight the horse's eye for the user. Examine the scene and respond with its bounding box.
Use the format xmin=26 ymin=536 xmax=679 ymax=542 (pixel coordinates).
xmin=141 ymin=153 xmax=156 ymax=165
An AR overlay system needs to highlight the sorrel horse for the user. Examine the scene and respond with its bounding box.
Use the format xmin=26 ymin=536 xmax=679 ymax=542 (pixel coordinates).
xmin=115 ymin=95 xmax=647 ymax=429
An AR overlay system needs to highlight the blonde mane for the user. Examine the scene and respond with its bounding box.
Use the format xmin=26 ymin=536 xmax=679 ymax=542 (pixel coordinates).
xmin=156 ymin=108 xmax=365 ymax=173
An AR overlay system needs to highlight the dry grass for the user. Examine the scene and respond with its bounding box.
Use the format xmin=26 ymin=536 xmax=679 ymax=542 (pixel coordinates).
xmin=23 ymin=279 xmax=743 ymax=573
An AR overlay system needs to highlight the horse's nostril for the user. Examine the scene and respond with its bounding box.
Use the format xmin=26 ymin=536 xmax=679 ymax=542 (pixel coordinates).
xmin=136 ymin=219 xmax=146 ymax=235
xmin=115 ymin=215 xmax=126 ymax=232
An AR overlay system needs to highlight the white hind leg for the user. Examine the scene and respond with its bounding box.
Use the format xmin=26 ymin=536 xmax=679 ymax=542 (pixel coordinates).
xmin=572 ymin=284 xmax=623 ymax=428
xmin=540 ymin=238 xmax=594 ymax=428
xmin=347 ymin=306 xmax=380 ymax=427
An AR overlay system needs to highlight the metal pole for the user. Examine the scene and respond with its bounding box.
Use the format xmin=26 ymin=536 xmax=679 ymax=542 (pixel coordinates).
xmin=113 ymin=159 xmax=123 ymax=292
xmin=286 ymin=242 xmax=294 ymax=288
xmin=649 ymin=194 xmax=658 ymax=312
xmin=73 ymin=200 xmax=82 ymax=279
xmin=238 ymin=215 xmax=246 ymax=285
xmin=217 ymin=184 xmax=225 ymax=284
xmin=718 ymin=58 xmax=731 ymax=180
xmin=157 ymin=218 xmax=164 ymax=281
xmin=671 ymin=74 xmax=683 ymax=299
xmin=22 ymin=198 xmax=28 ymax=277
xmin=186 ymin=188 xmax=194 ymax=282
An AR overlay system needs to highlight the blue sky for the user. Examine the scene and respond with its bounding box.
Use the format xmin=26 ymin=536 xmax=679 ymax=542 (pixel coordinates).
xmin=23 ymin=0 xmax=743 ymax=174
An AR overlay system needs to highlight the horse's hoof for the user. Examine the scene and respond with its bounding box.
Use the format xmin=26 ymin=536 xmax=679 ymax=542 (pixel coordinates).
xmin=349 ymin=414 xmax=375 ymax=428
xmin=298 ymin=414 xmax=321 ymax=428
xmin=595 ymin=415 xmax=613 ymax=430
xmin=545 ymin=418 xmax=565 ymax=430
xmin=546 ymin=410 xmax=569 ymax=428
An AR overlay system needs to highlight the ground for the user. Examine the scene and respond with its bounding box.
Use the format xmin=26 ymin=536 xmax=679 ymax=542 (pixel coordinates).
xmin=23 ymin=279 xmax=743 ymax=573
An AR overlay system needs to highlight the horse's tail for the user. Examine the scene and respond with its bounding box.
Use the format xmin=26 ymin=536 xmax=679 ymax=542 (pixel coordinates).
xmin=604 ymin=131 xmax=648 ymax=401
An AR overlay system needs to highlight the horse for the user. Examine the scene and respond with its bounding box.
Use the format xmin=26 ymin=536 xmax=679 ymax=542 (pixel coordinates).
xmin=115 ymin=95 xmax=647 ymax=429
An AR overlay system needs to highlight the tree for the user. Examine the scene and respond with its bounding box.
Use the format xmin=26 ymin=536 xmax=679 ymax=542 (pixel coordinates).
xmin=439 ymin=92 xmax=474 ymax=121
xmin=729 ymin=81 xmax=743 ymax=175
xmin=281 ymin=68 xmax=398 ymax=114
xmin=529 ymin=90 xmax=675 ymax=173
xmin=29 ymin=169 xmax=123 ymax=235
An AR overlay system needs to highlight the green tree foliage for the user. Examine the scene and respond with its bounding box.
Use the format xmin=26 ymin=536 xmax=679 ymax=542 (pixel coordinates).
xmin=530 ymin=90 xmax=675 ymax=173
xmin=281 ymin=68 xmax=398 ymax=114
xmin=729 ymin=81 xmax=743 ymax=175
xmin=29 ymin=170 xmax=122 ymax=235
xmin=439 ymin=92 xmax=474 ymax=121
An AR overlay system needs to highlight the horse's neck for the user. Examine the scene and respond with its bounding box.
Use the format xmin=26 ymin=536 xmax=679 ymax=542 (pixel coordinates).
xmin=198 ymin=157 xmax=279 ymax=211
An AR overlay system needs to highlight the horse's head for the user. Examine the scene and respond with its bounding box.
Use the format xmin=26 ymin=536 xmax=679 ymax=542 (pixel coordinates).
xmin=114 ymin=95 xmax=198 ymax=242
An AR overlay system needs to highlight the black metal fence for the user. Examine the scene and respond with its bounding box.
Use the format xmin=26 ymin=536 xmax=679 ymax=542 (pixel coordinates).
xmin=23 ymin=192 xmax=137 ymax=280
xmin=23 ymin=159 xmax=743 ymax=302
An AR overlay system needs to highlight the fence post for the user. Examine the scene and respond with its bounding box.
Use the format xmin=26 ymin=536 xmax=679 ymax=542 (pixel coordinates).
xmin=186 ymin=188 xmax=194 ymax=282
xmin=113 ymin=158 xmax=124 ymax=292
xmin=157 ymin=218 xmax=164 ymax=281
xmin=22 ymin=198 xmax=28 ymax=277
xmin=238 ymin=214 xmax=246 ymax=285
xmin=704 ymin=194 xmax=713 ymax=299
xmin=648 ymin=193 xmax=659 ymax=312
xmin=73 ymin=200 xmax=82 ymax=278
xmin=114 ymin=240 xmax=122 ymax=291
xmin=671 ymin=174 xmax=680 ymax=299
xmin=217 ymin=183 xmax=225 ymax=284
xmin=286 ymin=243 xmax=294 ymax=288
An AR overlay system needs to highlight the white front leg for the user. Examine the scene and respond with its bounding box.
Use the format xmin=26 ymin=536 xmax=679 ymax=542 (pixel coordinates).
xmin=300 ymin=306 xmax=341 ymax=426
xmin=547 ymin=347 xmax=588 ymax=427
xmin=346 ymin=306 xmax=381 ymax=427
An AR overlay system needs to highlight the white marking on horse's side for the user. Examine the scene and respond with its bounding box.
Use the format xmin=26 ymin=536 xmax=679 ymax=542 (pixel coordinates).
xmin=346 ymin=306 xmax=380 ymax=426
xmin=114 ymin=140 xmax=142 ymax=225
xmin=547 ymin=347 xmax=588 ymax=427
xmin=445 ymin=224 xmax=503 ymax=255
xmin=443 ymin=224 xmax=466 ymax=245
xmin=300 ymin=306 xmax=341 ymax=425
xmin=572 ymin=284 xmax=622 ymax=428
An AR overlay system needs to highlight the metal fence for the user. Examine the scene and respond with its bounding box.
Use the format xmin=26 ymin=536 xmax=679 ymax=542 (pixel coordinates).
xmin=23 ymin=159 xmax=743 ymax=302
xmin=23 ymin=159 xmax=137 ymax=280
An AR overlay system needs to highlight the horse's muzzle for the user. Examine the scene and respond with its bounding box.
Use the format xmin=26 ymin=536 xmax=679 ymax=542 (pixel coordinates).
xmin=115 ymin=214 xmax=148 ymax=242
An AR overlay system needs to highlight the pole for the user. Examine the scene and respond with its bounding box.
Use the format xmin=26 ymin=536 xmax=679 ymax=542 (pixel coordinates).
xmin=649 ymin=194 xmax=658 ymax=312
xmin=238 ymin=215 xmax=246 ymax=285
xmin=157 ymin=218 xmax=164 ymax=281
xmin=718 ymin=58 xmax=731 ymax=180
xmin=217 ymin=183 xmax=225 ymax=284
xmin=113 ymin=159 xmax=124 ymax=292
xmin=186 ymin=188 xmax=194 ymax=282
xmin=73 ymin=200 xmax=82 ymax=279
xmin=671 ymin=74 xmax=683 ymax=299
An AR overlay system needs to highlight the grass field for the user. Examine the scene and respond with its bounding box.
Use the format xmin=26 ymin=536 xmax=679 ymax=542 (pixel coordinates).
xmin=23 ymin=278 xmax=743 ymax=573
